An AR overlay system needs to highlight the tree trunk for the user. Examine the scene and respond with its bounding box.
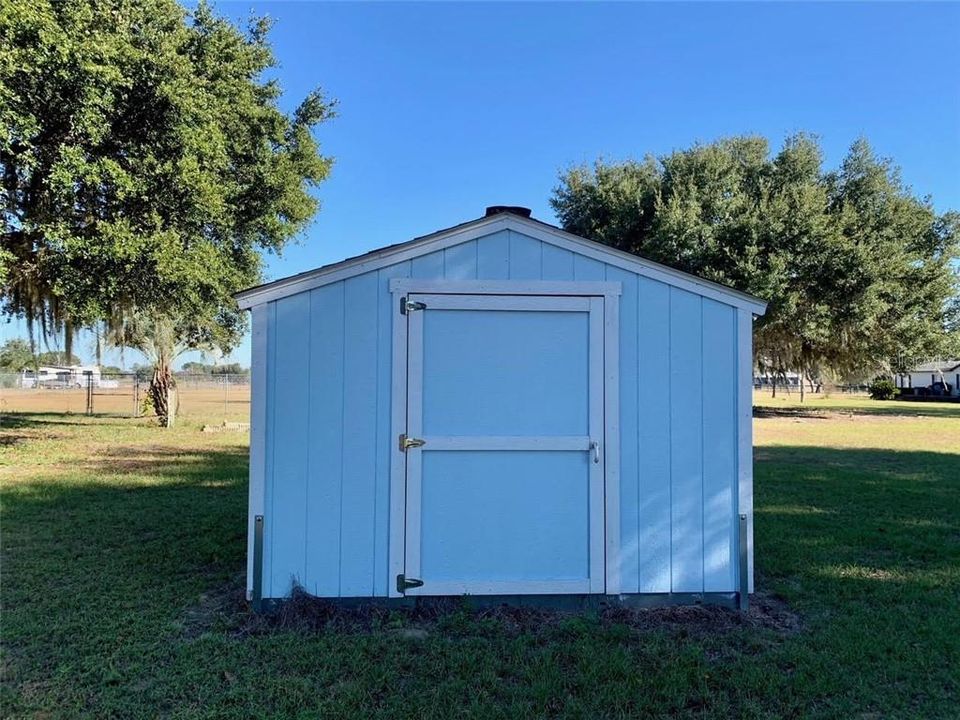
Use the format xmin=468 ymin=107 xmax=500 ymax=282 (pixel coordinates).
xmin=150 ymin=364 xmax=177 ymax=428
xmin=799 ymin=365 xmax=805 ymax=403
xmin=772 ymin=374 xmax=777 ymax=398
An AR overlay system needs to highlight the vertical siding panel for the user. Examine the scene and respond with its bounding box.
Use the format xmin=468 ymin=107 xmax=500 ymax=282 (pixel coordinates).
xmin=263 ymin=302 xmax=277 ymax=597
xmin=702 ymin=299 xmax=737 ymax=591
xmin=375 ymin=262 xmax=411 ymax=595
xmin=574 ymin=254 xmax=605 ymax=280
xmin=541 ymin=244 xmax=574 ymax=280
xmin=669 ymin=288 xmax=704 ymax=592
xmin=268 ymin=294 xmax=311 ymax=596
xmin=340 ymin=272 xmax=380 ymax=596
xmin=442 ymin=241 xmax=478 ymax=280
xmin=411 ymin=251 xmax=444 ymax=279
xmin=507 ymin=231 xmax=542 ymax=279
xmin=476 ymin=230 xmax=510 ymax=279
xmin=637 ymin=279 xmax=671 ymax=592
xmin=305 ymin=283 xmax=345 ymax=596
xmin=607 ymin=266 xmax=639 ymax=593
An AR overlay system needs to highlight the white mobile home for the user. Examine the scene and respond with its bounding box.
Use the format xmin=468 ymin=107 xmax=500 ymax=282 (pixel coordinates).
xmin=236 ymin=207 xmax=767 ymax=608
xmin=21 ymin=365 xmax=102 ymax=388
xmin=896 ymin=360 xmax=960 ymax=396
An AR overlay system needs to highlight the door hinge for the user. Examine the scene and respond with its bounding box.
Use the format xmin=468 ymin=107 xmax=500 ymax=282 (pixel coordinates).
xmin=399 ymin=434 xmax=426 ymax=451
xmin=401 ymin=297 xmax=427 ymax=314
xmin=397 ymin=574 xmax=424 ymax=593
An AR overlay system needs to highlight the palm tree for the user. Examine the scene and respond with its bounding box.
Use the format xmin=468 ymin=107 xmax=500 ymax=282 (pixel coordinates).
xmin=105 ymin=311 xmax=208 ymax=427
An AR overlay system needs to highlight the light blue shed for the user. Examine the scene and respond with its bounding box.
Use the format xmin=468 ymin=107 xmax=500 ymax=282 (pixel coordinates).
xmin=235 ymin=206 xmax=766 ymax=607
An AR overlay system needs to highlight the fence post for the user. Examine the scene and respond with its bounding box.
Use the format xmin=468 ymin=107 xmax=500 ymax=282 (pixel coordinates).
xmin=133 ymin=377 xmax=141 ymax=418
xmin=85 ymin=373 xmax=94 ymax=416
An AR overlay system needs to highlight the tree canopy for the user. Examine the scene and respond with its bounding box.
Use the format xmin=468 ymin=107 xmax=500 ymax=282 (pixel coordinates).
xmin=0 ymin=0 xmax=334 ymax=352
xmin=0 ymin=338 xmax=82 ymax=370
xmin=0 ymin=337 xmax=33 ymax=370
xmin=36 ymin=350 xmax=82 ymax=367
xmin=552 ymin=135 xmax=959 ymax=383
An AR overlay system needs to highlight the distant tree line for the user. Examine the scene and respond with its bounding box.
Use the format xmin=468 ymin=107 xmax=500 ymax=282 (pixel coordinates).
xmin=0 ymin=338 xmax=82 ymax=371
xmin=552 ymin=135 xmax=959 ymax=398
xmin=179 ymin=361 xmax=249 ymax=376
xmin=125 ymin=361 xmax=248 ymax=381
xmin=0 ymin=338 xmax=248 ymax=379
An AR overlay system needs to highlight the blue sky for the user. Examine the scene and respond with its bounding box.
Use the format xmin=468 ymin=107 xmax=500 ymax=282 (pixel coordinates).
xmin=4 ymin=1 xmax=958 ymax=368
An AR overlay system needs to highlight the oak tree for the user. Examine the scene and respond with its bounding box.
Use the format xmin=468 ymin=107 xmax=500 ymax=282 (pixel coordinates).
xmin=552 ymin=135 xmax=958 ymax=395
xmin=1 ymin=0 xmax=334 ymax=424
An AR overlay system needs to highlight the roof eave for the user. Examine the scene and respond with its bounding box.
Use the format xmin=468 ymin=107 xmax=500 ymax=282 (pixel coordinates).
xmin=234 ymin=214 xmax=509 ymax=310
xmin=511 ymin=215 xmax=768 ymax=315
xmin=234 ymin=213 xmax=768 ymax=315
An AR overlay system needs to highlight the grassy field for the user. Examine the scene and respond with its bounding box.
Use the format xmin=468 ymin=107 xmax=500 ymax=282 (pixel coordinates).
xmin=2 ymin=395 xmax=958 ymax=718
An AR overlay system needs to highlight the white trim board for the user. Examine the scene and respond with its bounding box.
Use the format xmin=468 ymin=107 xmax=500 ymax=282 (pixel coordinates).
xmin=419 ymin=436 xmax=592 ymax=451
xmin=602 ymin=294 xmax=621 ymax=595
xmin=245 ymin=303 xmax=268 ymax=600
xmin=236 ymin=214 xmax=766 ymax=315
xmin=408 ymin=293 xmax=593 ymax=313
xmin=737 ymin=309 xmax=755 ymax=593
xmin=406 ymin=579 xmax=594 ymax=596
xmin=389 ymin=279 xmax=622 ymax=297
xmin=387 ymin=291 xmax=408 ymax=598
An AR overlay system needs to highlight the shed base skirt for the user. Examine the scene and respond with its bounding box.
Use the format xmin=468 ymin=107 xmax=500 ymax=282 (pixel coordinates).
xmin=255 ymin=591 xmax=741 ymax=613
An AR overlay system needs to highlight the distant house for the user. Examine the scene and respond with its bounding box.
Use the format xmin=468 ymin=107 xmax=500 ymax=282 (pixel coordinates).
xmin=753 ymin=369 xmax=801 ymax=389
xmin=895 ymin=360 xmax=960 ymax=397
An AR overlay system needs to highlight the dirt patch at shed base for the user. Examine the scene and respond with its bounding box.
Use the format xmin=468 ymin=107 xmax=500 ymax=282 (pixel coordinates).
xmin=180 ymin=575 xmax=801 ymax=641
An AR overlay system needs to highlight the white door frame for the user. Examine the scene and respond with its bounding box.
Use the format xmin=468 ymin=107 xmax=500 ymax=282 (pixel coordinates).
xmin=404 ymin=293 xmax=603 ymax=596
xmin=387 ymin=280 xmax=621 ymax=597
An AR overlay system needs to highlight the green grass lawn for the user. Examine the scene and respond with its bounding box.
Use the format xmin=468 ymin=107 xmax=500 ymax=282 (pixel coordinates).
xmin=2 ymin=398 xmax=959 ymax=719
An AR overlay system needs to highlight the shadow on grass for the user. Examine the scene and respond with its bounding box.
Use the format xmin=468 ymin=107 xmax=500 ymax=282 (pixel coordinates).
xmin=0 ymin=412 xmax=100 ymax=445
xmin=78 ymin=443 xmax=249 ymax=474
xmin=0 ymin=410 xmax=143 ymax=429
xmin=754 ymin=402 xmax=960 ymax=420
xmin=2 ymin=441 xmax=250 ymax=645
xmin=1 ymin=437 xmax=252 ymax=713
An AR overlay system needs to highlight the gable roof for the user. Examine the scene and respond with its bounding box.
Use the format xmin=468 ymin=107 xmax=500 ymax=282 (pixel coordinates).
xmin=907 ymin=359 xmax=960 ymax=373
xmin=235 ymin=212 xmax=768 ymax=314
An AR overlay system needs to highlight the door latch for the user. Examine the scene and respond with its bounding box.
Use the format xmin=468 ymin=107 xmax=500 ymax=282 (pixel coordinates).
xmin=396 ymin=574 xmax=424 ymax=593
xmin=399 ymin=434 xmax=426 ymax=451
xmin=401 ymin=297 xmax=427 ymax=314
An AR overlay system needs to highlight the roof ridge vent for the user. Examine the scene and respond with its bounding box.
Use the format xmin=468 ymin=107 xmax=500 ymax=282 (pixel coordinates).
xmin=485 ymin=205 xmax=532 ymax=218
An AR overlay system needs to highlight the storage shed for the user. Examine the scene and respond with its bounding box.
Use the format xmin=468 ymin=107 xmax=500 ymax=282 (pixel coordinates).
xmin=235 ymin=207 xmax=767 ymax=608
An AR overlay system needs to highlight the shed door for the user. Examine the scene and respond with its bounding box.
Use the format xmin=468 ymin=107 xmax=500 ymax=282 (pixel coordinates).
xmin=401 ymin=293 xmax=605 ymax=596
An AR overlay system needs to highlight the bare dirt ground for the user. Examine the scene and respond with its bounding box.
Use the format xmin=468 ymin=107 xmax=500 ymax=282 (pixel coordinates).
xmin=181 ymin=573 xmax=801 ymax=642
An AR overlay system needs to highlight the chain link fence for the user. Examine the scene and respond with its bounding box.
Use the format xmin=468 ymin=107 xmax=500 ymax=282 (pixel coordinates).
xmin=0 ymin=372 xmax=251 ymax=422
